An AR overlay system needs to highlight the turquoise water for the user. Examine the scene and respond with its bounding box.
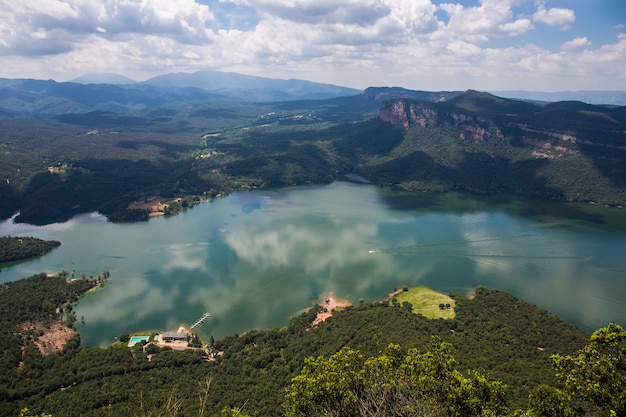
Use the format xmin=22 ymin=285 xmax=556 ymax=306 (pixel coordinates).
xmin=130 ymin=336 xmax=149 ymax=343
xmin=1 ymin=181 xmax=625 ymax=345
xmin=128 ymin=335 xmax=149 ymax=347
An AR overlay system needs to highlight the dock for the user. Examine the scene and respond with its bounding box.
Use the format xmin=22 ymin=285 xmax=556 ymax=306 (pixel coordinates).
xmin=190 ymin=312 xmax=212 ymax=330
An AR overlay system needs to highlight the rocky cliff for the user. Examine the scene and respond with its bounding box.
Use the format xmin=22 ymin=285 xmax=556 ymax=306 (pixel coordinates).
xmin=378 ymin=100 xmax=438 ymax=128
xmin=378 ymin=98 xmax=504 ymax=141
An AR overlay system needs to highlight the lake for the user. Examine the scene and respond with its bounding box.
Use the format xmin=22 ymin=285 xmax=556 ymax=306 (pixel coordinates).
xmin=1 ymin=181 xmax=625 ymax=345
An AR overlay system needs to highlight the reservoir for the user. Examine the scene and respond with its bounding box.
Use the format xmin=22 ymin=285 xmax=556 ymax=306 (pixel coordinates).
xmin=1 ymin=181 xmax=625 ymax=345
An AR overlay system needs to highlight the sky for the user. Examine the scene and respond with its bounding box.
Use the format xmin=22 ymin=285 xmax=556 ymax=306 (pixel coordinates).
xmin=0 ymin=0 xmax=625 ymax=91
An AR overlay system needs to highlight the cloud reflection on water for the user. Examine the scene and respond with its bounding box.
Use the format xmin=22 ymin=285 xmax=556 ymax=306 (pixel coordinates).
xmin=4 ymin=182 xmax=625 ymax=343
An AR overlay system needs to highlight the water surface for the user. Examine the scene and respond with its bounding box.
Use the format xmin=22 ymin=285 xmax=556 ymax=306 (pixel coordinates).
xmin=1 ymin=181 xmax=625 ymax=345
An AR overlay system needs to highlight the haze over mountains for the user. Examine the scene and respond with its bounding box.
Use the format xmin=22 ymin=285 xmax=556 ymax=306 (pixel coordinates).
xmin=0 ymin=71 xmax=361 ymax=118
xmin=1 ymin=70 xmax=625 ymax=119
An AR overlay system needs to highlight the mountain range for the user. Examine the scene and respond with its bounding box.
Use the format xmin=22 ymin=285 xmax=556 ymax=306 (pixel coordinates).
xmin=1 ymin=68 xmax=625 ymax=224
xmin=1 ymin=70 xmax=625 ymax=119
xmin=0 ymin=71 xmax=360 ymax=117
xmin=492 ymin=90 xmax=626 ymax=106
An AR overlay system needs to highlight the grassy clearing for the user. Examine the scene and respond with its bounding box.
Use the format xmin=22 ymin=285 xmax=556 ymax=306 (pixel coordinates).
xmin=391 ymin=286 xmax=456 ymax=319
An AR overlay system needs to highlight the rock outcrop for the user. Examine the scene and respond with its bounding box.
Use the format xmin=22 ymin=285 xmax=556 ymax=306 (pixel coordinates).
xmin=379 ymin=99 xmax=504 ymax=141
xmin=379 ymin=100 xmax=438 ymax=128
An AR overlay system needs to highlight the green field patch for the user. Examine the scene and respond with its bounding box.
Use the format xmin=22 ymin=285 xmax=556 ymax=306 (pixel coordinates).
xmin=391 ymin=286 xmax=456 ymax=319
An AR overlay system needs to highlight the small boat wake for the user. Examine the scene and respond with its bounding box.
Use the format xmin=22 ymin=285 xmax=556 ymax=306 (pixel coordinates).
xmin=368 ymin=233 xmax=589 ymax=261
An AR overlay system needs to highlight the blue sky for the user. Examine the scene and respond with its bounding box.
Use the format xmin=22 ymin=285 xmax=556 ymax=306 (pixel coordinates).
xmin=0 ymin=0 xmax=624 ymax=91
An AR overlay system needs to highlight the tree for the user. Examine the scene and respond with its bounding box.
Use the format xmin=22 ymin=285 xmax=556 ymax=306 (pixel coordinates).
xmin=284 ymin=345 xmax=364 ymax=417
xmin=527 ymin=385 xmax=574 ymax=417
xmin=529 ymin=323 xmax=626 ymax=417
xmin=221 ymin=407 xmax=250 ymax=417
xmin=554 ymin=323 xmax=626 ymax=415
xmin=144 ymin=343 xmax=161 ymax=355
xmin=19 ymin=408 xmax=52 ymax=417
xmin=283 ymin=338 xmax=508 ymax=417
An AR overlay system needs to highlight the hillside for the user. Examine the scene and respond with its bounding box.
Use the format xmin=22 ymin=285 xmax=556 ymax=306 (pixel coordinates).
xmin=0 ymin=273 xmax=591 ymax=416
xmin=0 ymin=89 xmax=625 ymax=225
xmin=195 ymin=90 xmax=626 ymax=206
xmin=367 ymin=91 xmax=626 ymax=204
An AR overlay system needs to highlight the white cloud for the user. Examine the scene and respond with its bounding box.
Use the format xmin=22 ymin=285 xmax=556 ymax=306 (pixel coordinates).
xmin=439 ymin=0 xmax=534 ymax=42
xmin=0 ymin=0 xmax=623 ymax=91
xmin=533 ymin=0 xmax=575 ymax=28
xmin=0 ymin=0 xmax=216 ymax=57
xmin=561 ymin=37 xmax=590 ymax=51
xmin=446 ymin=40 xmax=483 ymax=58
xmin=244 ymin=0 xmax=390 ymax=26
xmin=382 ymin=0 xmax=440 ymax=34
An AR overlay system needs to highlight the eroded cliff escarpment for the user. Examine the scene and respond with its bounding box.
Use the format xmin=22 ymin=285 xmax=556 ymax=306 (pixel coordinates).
xmin=378 ymin=100 xmax=438 ymax=128
xmin=379 ymin=99 xmax=504 ymax=141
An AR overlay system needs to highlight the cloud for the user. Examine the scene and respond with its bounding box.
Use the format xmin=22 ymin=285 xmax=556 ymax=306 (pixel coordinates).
xmin=532 ymin=0 xmax=575 ymax=28
xmin=0 ymin=0 xmax=216 ymax=57
xmin=439 ymin=0 xmax=534 ymax=42
xmin=245 ymin=0 xmax=390 ymax=26
xmin=203 ymin=0 xmax=259 ymax=31
xmin=379 ymin=0 xmax=440 ymax=34
xmin=0 ymin=0 xmax=622 ymax=91
xmin=561 ymin=37 xmax=590 ymax=51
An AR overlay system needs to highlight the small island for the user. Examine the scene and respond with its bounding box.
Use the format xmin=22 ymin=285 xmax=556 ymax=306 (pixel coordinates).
xmin=0 ymin=236 xmax=61 ymax=265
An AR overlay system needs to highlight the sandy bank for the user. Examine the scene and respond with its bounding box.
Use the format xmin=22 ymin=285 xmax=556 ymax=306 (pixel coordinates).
xmin=311 ymin=292 xmax=352 ymax=327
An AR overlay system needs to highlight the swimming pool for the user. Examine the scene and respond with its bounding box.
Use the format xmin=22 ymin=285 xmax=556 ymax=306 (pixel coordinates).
xmin=128 ymin=335 xmax=149 ymax=346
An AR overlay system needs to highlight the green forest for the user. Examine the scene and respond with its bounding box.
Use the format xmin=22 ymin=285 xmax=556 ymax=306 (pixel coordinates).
xmin=0 ymin=91 xmax=625 ymax=225
xmin=1 ymin=273 xmax=624 ymax=416
xmin=0 ymin=237 xmax=61 ymax=265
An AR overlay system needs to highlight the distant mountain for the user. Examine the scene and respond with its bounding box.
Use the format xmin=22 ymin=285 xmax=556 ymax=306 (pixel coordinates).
xmin=2 ymin=70 xmax=624 ymax=120
xmin=0 ymin=78 xmax=225 ymax=117
xmin=142 ymin=70 xmax=360 ymax=101
xmin=71 ymin=72 xmax=137 ymax=85
xmin=491 ymin=90 xmax=626 ymax=106
xmin=0 ymin=71 xmax=361 ymax=117
xmin=360 ymin=86 xmax=462 ymax=102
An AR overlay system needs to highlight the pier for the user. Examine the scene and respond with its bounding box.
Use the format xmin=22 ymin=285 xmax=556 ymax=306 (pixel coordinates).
xmin=190 ymin=312 xmax=212 ymax=330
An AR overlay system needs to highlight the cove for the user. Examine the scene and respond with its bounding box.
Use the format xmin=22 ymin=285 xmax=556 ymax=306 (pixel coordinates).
xmin=1 ymin=181 xmax=625 ymax=345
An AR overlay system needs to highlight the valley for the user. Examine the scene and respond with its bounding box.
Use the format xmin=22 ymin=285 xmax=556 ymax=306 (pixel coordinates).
xmin=1 ymin=86 xmax=625 ymax=226
xmin=1 ymin=77 xmax=625 ymax=416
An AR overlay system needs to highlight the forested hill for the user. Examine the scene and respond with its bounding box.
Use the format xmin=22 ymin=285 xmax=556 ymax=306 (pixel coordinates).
xmin=0 ymin=236 xmax=60 ymax=265
xmin=366 ymin=90 xmax=626 ymax=203
xmin=1 ymin=89 xmax=625 ymax=225
xmin=0 ymin=273 xmax=594 ymax=416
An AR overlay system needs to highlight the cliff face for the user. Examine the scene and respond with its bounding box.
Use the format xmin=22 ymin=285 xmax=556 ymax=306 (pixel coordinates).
xmin=377 ymin=95 xmax=626 ymax=176
xmin=379 ymin=100 xmax=437 ymax=128
xmin=379 ymin=98 xmax=505 ymax=141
